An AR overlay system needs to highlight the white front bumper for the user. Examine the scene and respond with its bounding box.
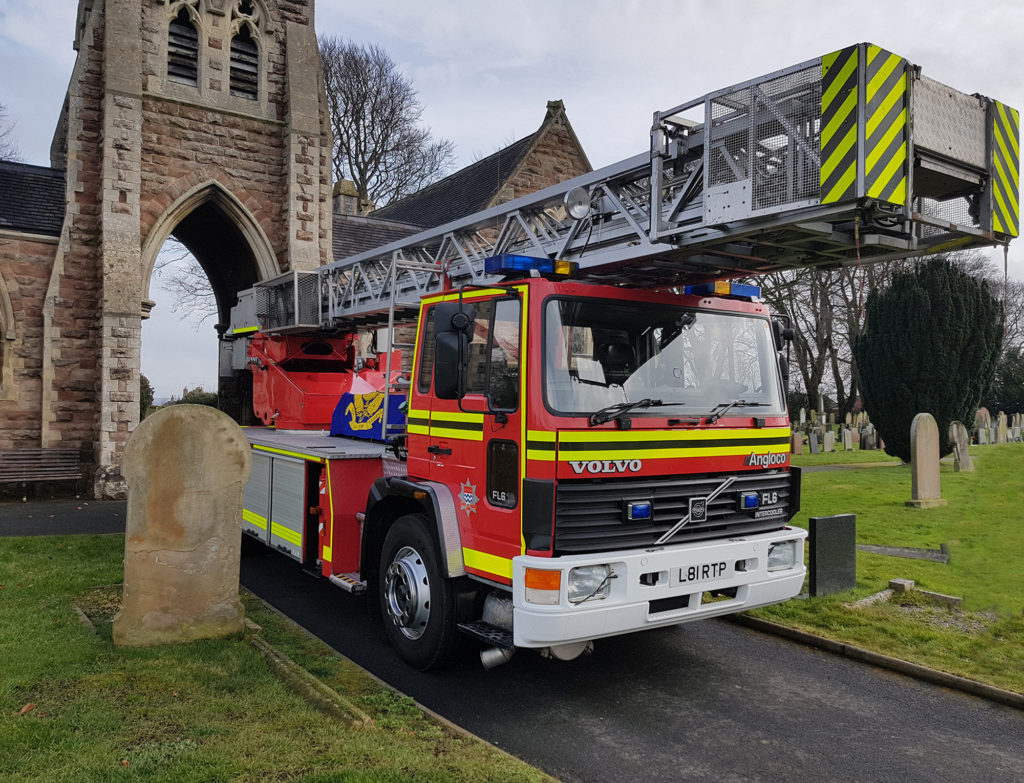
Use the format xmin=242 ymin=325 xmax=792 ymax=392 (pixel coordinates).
xmin=512 ymin=526 xmax=807 ymax=648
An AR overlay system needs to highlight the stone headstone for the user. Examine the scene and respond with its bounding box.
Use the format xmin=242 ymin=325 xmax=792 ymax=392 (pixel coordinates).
xmin=113 ymin=405 xmax=252 ymax=647
xmin=845 ymin=412 xmax=852 ymax=426
xmin=1014 ymin=426 xmax=1021 ymax=442
xmin=799 ymin=408 xmax=807 ymax=425
xmin=997 ymin=412 xmax=1008 ymax=443
xmin=974 ymin=407 xmax=991 ymax=430
xmin=827 ymin=413 xmax=835 ymax=426
xmin=977 ymin=427 xmax=988 ymax=445
xmin=851 ymin=427 xmax=860 ymax=446
xmin=809 ymin=514 xmax=856 ymax=597
xmin=810 ymin=410 xmax=818 ymax=424
xmin=948 ymin=420 xmax=973 ymax=473
xmin=823 ymin=430 xmax=835 ymax=452
xmin=790 ymin=432 xmax=803 ymax=455
xmin=842 ymin=428 xmax=853 ymax=451
xmin=906 ymin=412 xmax=947 ymax=508
xmin=809 ymin=431 xmax=820 ymax=454
xmin=990 ymin=425 xmax=997 ymax=443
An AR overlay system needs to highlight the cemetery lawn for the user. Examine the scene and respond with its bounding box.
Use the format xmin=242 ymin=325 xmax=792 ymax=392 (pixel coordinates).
xmin=751 ymin=443 xmax=1024 ymax=695
xmin=0 ymin=535 xmax=550 ymax=783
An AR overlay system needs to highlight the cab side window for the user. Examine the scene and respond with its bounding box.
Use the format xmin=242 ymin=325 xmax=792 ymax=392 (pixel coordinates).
xmin=464 ymin=297 xmax=521 ymax=410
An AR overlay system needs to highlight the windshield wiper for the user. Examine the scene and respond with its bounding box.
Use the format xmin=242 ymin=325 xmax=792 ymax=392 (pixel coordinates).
xmin=705 ymin=399 xmax=768 ymax=425
xmin=589 ymin=398 xmax=675 ymax=427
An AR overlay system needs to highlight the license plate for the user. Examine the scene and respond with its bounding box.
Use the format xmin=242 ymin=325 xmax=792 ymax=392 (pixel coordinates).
xmin=678 ymin=560 xmax=729 ymax=584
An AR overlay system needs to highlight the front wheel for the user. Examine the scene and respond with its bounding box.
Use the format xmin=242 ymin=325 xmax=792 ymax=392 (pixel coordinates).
xmin=379 ymin=514 xmax=459 ymax=670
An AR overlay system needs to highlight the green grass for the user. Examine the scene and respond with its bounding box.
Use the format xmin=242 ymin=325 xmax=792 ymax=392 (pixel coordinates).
xmin=0 ymin=535 xmax=550 ymax=783
xmin=751 ymin=443 xmax=1024 ymax=694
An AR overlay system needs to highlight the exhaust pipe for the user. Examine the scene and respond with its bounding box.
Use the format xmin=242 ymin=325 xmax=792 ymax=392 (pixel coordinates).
xmin=480 ymin=646 xmax=515 ymax=670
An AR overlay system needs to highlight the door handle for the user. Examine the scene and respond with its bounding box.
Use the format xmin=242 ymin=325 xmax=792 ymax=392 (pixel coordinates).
xmin=427 ymin=445 xmax=452 ymax=456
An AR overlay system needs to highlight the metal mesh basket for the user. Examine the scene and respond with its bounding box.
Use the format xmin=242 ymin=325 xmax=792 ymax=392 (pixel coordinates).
xmin=254 ymin=271 xmax=322 ymax=331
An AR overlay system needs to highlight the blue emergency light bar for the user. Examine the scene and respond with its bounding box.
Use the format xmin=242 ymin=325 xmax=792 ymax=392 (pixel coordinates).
xmin=684 ymin=280 xmax=762 ymax=299
xmin=484 ymin=253 xmax=578 ymax=277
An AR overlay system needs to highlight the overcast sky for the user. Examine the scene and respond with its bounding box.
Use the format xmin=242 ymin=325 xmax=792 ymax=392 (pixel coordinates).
xmin=2 ymin=0 xmax=1023 ymax=397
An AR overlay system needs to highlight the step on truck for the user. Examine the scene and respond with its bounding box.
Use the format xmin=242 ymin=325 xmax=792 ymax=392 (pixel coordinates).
xmin=226 ymin=43 xmax=1018 ymax=669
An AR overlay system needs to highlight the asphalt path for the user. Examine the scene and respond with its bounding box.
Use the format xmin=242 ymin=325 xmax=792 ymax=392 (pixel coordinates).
xmin=4 ymin=500 xmax=1023 ymax=782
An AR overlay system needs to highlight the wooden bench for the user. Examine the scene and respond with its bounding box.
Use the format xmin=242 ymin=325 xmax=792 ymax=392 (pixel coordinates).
xmin=0 ymin=448 xmax=82 ymax=501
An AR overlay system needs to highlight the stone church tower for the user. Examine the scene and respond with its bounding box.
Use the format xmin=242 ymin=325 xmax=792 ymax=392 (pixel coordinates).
xmin=42 ymin=0 xmax=332 ymax=496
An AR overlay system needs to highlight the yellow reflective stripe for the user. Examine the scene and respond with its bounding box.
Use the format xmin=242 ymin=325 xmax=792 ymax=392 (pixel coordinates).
xmin=865 ymin=50 xmax=901 ymax=106
xmin=527 ymin=449 xmax=556 ymax=462
xmin=866 ymin=74 xmax=906 ymax=139
xmin=431 ymin=411 xmax=485 ymax=423
xmin=422 ymin=288 xmax=511 ymax=305
xmin=429 ymin=425 xmax=483 ymax=441
xmin=821 ymin=53 xmax=858 ymax=111
xmin=867 ymin=143 xmax=907 ymax=199
xmin=820 ymin=124 xmax=857 ymax=183
xmin=558 ymin=427 xmax=790 ymax=443
xmin=527 ymin=430 xmax=556 ymax=442
xmin=821 ymin=88 xmax=858 ymax=149
xmin=998 ymin=102 xmax=1019 ymax=158
xmin=271 ymin=522 xmax=302 ymax=547
xmin=463 ymin=547 xmax=513 ymax=580
xmin=252 ymin=444 xmax=323 ymax=462
xmin=866 ymin=107 xmax=906 ymax=175
xmin=242 ymin=508 xmax=267 ymax=530
xmin=325 ymin=461 xmax=334 ymax=565
xmin=232 ymin=325 xmax=258 ymax=335
xmin=408 ymin=408 xmax=430 ymax=417
xmin=560 ymin=445 xmax=790 ymax=461
xmin=824 ymin=162 xmax=857 ymax=204
xmin=407 ymin=424 xmax=430 ymax=435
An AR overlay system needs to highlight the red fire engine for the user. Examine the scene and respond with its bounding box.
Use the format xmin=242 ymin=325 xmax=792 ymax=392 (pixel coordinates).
xmin=227 ymin=43 xmax=1017 ymax=669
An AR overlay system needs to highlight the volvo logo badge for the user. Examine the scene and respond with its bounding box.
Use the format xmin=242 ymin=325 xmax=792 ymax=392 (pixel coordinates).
xmin=689 ymin=497 xmax=708 ymax=523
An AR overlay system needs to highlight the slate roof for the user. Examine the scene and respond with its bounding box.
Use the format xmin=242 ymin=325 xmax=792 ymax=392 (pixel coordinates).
xmin=332 ymin=212 xmax=423 ymax=261
xmin=0 ymin=161 xmax=65 ymax=237
xmin=369 ymin=132 xmax=537 ymax=229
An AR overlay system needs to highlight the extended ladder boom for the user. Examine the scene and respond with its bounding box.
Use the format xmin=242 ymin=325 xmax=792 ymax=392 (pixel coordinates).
xmin=235 ymin=42 xmax=1019 ymax=334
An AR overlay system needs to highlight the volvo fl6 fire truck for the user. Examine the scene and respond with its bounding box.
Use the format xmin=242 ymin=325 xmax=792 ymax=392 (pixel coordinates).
xmin=226 ymin=43 xmax=1018 ymax=669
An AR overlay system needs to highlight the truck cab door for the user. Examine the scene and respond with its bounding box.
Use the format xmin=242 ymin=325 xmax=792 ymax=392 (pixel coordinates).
xmin=412 ymin=292 xmax=525 ymax=584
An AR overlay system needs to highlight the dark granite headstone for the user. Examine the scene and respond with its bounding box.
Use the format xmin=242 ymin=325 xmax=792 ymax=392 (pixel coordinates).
xmin=809 ymin=432 xmax=819 ymax=454
xmin=809 ymin=513 xmax=856 ymax=597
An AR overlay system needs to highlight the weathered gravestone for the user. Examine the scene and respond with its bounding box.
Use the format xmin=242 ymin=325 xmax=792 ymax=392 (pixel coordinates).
xmin=790 ymin=432 xmax=803 ymax=455
xmin=113 ymin=405 xmax=252 ymax=646
xmin=977 ymin=427 xmax=989 ymax=445
xmin=809 ymin=431 xmax=820 ymax=454
xmin=997 ymin=412 xmax=1008 ymax=443
xmin=906 ymin=412 xmax=947 ymax=508
xmin=842 ymin=427 xmax=853 ymax=451
xmin=948 ymin=420 xmax=973 ymax=472
xmin=823 ymin=430 xmax=835 ymax=452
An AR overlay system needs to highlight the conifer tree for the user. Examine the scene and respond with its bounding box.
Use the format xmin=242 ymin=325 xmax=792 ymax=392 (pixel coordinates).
xmin=853 ymin=259 xmax=1002 ymax=461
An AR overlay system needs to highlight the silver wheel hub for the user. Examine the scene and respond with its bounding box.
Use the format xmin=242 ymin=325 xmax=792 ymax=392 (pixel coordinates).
xmin=384 ymin=545 xmax=430 ymax=640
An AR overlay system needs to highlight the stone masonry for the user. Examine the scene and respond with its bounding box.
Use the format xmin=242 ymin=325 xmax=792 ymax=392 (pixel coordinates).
xmin=0 ymin=0 xmax=332 ymax=497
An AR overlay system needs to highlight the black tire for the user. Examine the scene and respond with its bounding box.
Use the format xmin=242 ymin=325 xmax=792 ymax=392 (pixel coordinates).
xmin=378 ymin=513 xmax=459 ymax=671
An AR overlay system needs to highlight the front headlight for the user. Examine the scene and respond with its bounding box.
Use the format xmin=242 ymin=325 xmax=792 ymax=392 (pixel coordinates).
xmin=568 ymin=565 xmax=613 ymax=604
xmin=767 ymin=539 xmax=799 ymax=571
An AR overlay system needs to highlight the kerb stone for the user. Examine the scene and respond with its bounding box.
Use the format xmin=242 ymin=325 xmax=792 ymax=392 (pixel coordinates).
xmin=113 ymin=405 xmax=252 ymax=646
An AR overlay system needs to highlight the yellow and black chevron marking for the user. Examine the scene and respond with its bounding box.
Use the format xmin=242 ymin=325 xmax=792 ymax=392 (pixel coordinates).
xmin=863 ymin=45 xmax=908 ymax=205
xmin=992 ymin=100 xmax=1020 ymax=237
xmin=820 ymin=45 xmax=859 ymax=204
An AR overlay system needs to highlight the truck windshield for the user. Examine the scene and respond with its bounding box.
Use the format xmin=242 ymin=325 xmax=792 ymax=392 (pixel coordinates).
xmin=543 ymin=297 xmax=785 ymax=418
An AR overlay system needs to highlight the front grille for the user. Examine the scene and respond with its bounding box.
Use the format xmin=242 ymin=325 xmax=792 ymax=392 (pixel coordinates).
xmin=554 ymin=471 xmax=794 ymax=554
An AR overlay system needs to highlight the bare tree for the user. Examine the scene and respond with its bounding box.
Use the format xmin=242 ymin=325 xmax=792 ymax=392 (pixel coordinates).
xmin=153 ymin=238 xmax=217 ymax=327
xmin=0 ymin=103 xmax=21 ymax=161
xmin=319 ymin=36 xmax=454 ymax=209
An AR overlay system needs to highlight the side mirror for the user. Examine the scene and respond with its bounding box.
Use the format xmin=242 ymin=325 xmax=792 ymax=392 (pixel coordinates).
xmin=433 ymin=301 xmax=474 ymax=400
